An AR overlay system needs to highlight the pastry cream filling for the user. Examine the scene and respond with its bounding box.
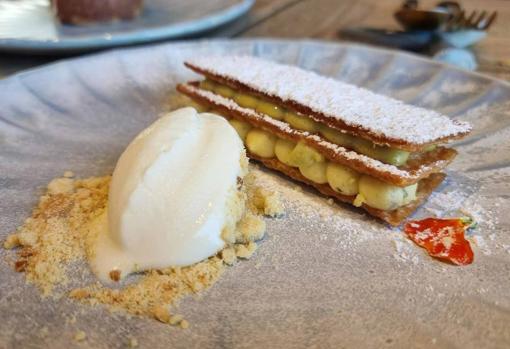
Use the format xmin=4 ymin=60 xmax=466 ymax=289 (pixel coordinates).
xmin=223 ymin=117 xmax=418 ymax=211
xmin=199 ymin=79 xmax=418 ymax=166
xmin=91 ymin=108 xmax=246 ymax=282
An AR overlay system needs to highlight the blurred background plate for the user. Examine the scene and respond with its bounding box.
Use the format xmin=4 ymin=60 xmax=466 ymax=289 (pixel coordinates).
xmin=0 ymin=0 xmax=254 ymax=54
xmin=0 ymin=39 xmax=509 ymax=348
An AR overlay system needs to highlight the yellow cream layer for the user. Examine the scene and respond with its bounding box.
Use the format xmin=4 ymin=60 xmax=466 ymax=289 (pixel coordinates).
xmin=198 ymin=79 xmax=428 ymax=167
xmin=226 ymin=117 xmax=418 ymax=212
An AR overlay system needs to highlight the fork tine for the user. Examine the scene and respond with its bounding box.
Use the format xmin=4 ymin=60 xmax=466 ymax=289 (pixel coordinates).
xmin=442 ymin=8 xmax=497 ymax=32
xmin=474 ymin=10 xmax=487 ymax=28
xmin=448 ymin=9 xmax=464 ymax=31
xmin=459 ymin=11 xmax=467 ymax=26
xmin=444 ymin=13 xmax=456 ymax=31
xmin=475 ymin=14 xmax=487 ymax=29
xmin=466 ymin=10 xmax=477 ymax=26
xmin=480 ymin=11 xmax=497 ymax=30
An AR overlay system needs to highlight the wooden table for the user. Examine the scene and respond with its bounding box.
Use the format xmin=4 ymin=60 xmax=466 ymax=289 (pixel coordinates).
xmin=1 ymin=0 xmax=509 ymax=80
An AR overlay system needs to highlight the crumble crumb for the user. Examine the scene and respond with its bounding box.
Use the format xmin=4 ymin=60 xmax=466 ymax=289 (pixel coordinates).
xmin=109 ymin=270 xmax=121 ymax=282
xmin=153 ymin=306 xmax=170 ymax=324
xmin=74 ymin=330 xmax=86 ymax=342
xmin=249 ymin=187 xmax=285 ymax=217
xmin=39 ymin=326 xmax=49 ymax=338
xmin=47 ymin=177 xmax=75 ymax=195
xmin=245 ymin=173 xmax=285 ymax=217
xmin=15 ymin=260 xmax=27 ymax=272
xmin=235 ymin=242 xmax=257 ymax=259
xmin=63 ymin=171 xmax=75 ymax=178
xmin=3 ymin=234 xmax=20 ymax=249
xmin=66 ymin=314 xmax=77 ymax=324
xmin=17 ymin=230 xmax=37 ymax=247
xmin=221 ymin=247 xmax=237 ymax=265
xmin=236 ymin=212 xmax=266 ymax=243
xmin=69 ymin=289 xmax=90 ymax=299
xmin=4 ymin=175 xmax=110 ymax=296
xmin=5 ymin=172 xmax=283 ymax=326
xmin=262 ymin=191 xmax=284 ymax=216
xmin=169 ymin=314 xmax=183 ymax=326
xmin=128 ymin=337 xmax=138 ymax=348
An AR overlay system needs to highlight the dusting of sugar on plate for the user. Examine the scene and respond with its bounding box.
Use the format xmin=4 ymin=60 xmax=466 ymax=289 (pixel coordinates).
xmin=186 ymin=56 xmax=471 ymax=144
xmin=252 ymin=164 xmax=504 ymax=263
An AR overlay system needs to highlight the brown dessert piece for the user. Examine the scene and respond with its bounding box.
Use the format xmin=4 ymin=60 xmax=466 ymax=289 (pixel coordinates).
xmin=52 ymin=0 xmax=144 ymax=25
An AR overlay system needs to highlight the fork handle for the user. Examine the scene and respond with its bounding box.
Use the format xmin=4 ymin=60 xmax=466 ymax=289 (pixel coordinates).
xmin=338 ymin=27 xmax=435 ymax=52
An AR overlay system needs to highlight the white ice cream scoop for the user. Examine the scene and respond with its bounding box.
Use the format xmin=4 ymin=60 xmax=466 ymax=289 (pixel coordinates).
xmin=91 ymin=107 xmax=245 ymax=282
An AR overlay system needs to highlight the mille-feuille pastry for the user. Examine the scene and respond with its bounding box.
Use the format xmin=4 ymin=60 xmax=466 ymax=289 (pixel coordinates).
xmin=177 ymin=56 xmax=471 ymax=225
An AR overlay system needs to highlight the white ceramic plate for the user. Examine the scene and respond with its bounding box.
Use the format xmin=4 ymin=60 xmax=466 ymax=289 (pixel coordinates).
xmin=1 ymin=39 xmax=509 ymax=348
xmin=0 ymin=0 xmax=254 ymax=53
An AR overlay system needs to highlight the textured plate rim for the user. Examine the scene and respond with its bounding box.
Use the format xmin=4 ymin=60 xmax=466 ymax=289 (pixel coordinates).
xmin=3 ymin=37 xmax=509 ymax=90
xmin=0 ymin=0 xmax=254 ymax=54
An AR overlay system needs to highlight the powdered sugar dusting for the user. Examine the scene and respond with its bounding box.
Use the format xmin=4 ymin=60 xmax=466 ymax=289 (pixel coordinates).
xmin=251 ymin=166 xmax=424 ymax=263
xmin=251 ymin=163 xmax=505 ymax=263
xmin=250 ymin=166 xmax=380 ymax=245
xmin=186 ymin=55 xmax=472 ymax=144
xmin=416 ymin=177 xmax=504 ymax=257
xmin=181 ymin=83 xmax=448 ymax=181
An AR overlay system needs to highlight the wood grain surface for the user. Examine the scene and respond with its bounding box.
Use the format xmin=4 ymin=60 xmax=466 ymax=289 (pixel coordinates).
xmin=0 ymin=0 xmax=509 ymax=80
xmin=234 ymin=0 xmax=510 ymax=81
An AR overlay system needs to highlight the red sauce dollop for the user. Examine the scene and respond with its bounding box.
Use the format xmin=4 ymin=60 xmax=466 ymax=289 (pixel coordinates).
xmin=404 ymin=218 xmax=474 ymax=266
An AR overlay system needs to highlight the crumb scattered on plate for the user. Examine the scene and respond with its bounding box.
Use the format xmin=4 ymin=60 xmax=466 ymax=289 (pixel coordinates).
xmin=4 ymin=171 xmax=283 ymax=325
xmin=74 ymin=330 xmax=86 ymax=342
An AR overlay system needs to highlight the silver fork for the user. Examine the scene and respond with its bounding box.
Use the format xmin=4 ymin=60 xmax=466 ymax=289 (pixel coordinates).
xmin=445 ymin=9 xmax=497 ymax=31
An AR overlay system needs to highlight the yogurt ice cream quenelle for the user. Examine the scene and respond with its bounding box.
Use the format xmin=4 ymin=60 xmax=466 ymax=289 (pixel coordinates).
xmin=91 ymin=108 xmax=247 ymax=282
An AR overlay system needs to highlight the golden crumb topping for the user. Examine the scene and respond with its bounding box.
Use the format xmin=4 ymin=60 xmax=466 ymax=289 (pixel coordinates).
xmin=74 ymin=330 xmax=86 ymax=342
xmin=4 ymin=171 xmax=284 ymax=326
